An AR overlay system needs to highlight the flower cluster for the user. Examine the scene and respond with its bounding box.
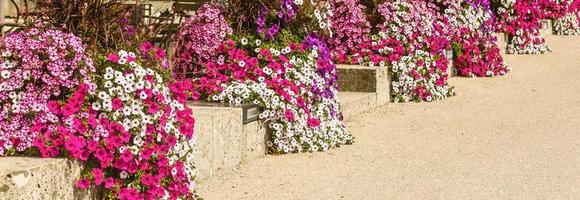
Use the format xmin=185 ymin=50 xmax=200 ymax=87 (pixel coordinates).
xmin=191 ymin=36 xmax=353 ymax=153
xmin=371 ymin=1 xmax=454 ymax=102
xmin=328 ymin=0 xmax=373 ymax=64
xmin=34 ymin=49 xmax=198 ymax=199
xmin=249 ymin=0 xmax=333 ymax=40
xmin=444 ymin=1 xmax=511 ymax=77
xmin=174 ymin=3 xmax=232 ymax=77
xmin=552 ymin=0 xmax=580 ymax=35
xmin=553 ymin=12 xmax=580 ymax=35
xmin=494 ymin=0 xmax=552 ymax=54
xmin=0 ymin=27 xmax=95 ymax=155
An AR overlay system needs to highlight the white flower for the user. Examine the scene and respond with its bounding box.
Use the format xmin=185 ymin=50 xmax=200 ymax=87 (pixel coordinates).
xmin=139 ymin=91 xmax=148 ymax=100
xmin=92 ymin=102 xmax=101 ymax=111
xmin=120 ymin=171 xmax=128 ymax=179
xmin=240 ymin=38 xmax=248 ymax=45
xmin=0 ymin=70 xmax=11 ymax=79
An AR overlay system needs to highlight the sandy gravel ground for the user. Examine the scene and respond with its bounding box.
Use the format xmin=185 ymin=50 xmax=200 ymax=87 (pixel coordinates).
xmin=197 ymin=36 xmax=580 ymax=200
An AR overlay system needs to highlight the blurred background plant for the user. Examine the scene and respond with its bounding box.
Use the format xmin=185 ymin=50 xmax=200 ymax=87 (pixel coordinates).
xmin=20 ymin=0 xmax=176 ymax=51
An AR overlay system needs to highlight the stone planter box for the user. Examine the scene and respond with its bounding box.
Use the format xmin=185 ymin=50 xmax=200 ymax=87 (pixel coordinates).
xmin=336 ymin=65 xmax=390 ymax=106
xmin=540 ymin=20 xmax=553 ymax=37
xmin=494 ymin=32 xmax=508 ymax=55
xmin=445 ymin=49 xmax=455 ymax=77
xmin=338 ymin=92 xmax=377 ymax=121
xmin=0 ymin=157 xmax=99 ymax=200
xmin=189 ymin=102 xmax=266 ymax=180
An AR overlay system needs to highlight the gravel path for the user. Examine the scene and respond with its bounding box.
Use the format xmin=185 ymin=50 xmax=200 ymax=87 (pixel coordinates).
xmin=197 ymin=36 xmax=580 ymax=200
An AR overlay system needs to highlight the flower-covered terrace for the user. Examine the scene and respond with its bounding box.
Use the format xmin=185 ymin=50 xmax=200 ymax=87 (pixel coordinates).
xmin=0 ymin=0 xmax=579 ymax=199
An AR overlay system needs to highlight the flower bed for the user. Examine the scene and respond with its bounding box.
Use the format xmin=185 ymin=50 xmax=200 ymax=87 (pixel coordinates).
xmin=445 ymin=0 xmax=511 ymax=77
xmin=0 ymin=27 xmax=95 ymax=156
xmin=175 ymin=1 xmax=353 ymax=154
xmin=493 ymin=0 xmax=552 ymax=54
xmin=1 ymin=26 xmax=199 ymax=199
xmin=552 ymin=0 xmax=580 ymax=35
xmin=370 ymin=1 xmax=455 ymax=102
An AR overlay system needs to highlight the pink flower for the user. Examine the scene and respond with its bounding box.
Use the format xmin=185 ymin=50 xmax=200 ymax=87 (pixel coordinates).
xmin=75 ymin=178 xmax=90 ymax=189
xmin=307 ymin=117 xmax=320 ymax=127
xmin=139 ymin=42 xmax=154 ymax=53
xmin=285 ymin=109 xmax=295 ymax=122
xmin=112 ymin=98 xmax=123 ymax=110
xmin=104 ymin=177 xmax=116 ymax=189
xmin=92 ymin=168 xmax=104 ymax=185
xmin=107 ymin=53 xmax=120 ymax=63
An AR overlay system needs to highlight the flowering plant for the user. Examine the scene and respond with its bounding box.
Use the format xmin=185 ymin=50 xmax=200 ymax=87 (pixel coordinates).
xmin=327 ymin=0 xmax=372 ymax=64
xmin=371 ymin=1 xmax=454 ymax=102
xmin=552 ymin=0 xmax=580 ymax=35
xmin=173 ymin=1 xmax=352 ymax=153
xmin=227 ymin=0 xmax=333 ymax=40
xmin=33 ymin=49 xmax=198 ymax=199
xmin=191 ymin=35 xmax=353 ymax=153
xmin=444 ymin=0 xmax=511 ymax=77
xmin=173 ymin=3 xmax=232 ymax=77
xmin=0 ymin=27 xmax=95 ymax=156
xmin=493 ymin=0 xmax=552 ymax=54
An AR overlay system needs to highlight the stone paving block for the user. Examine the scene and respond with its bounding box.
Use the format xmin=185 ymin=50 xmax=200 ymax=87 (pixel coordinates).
xmin=445 ymin=49 xmax=456 ymax=77
xmin=0 ymin=157 xmax=98 ymax=200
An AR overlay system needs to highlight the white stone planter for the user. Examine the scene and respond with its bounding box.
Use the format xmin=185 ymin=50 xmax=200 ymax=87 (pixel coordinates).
xmin=445 ymin=49 xmax=455 ymax=77
xmin=494 ymin=32 xmax=508 ymax=55
xmin=540 ymin=20 xmax=553 ymax=37
xmin=189 ymin=102 xmax=266 ymax=180
xmin=335 ymin=65 xmax=391 ymax=119
xmin=0 ymin=158 xmax=98 ymax=200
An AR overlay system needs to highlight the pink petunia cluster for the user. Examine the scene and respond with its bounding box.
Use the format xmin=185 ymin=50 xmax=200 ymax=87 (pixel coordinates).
xmin=444 ymin=1 xmax=511 ymax=77
xmin=552 ymin=0 xmax=580 ymax=35
xmin=328 ymin=0 xmax=372 ymax=64
xmin=34 ymin=48 xmax=198 ymax=199
xmin=372 ymin=0 xmax=454 ymax=102
xmin=183 ymin=36 xmax=352 ymax=153
xmin=0 ymin=27 xmax=95 ymax=155
xmin=173 ymin=3 xmax=232 ymax=77
xmin=494 ymin=0 xmax=552 ymax=54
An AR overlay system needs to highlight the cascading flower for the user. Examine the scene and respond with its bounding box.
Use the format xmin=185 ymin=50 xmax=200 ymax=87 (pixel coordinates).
xmin=0 ymin=27 xmax=95 ymax=155
xmin=444 ymin=0 xmax=511 ymax=77
xmin=493 ymin=0 xmax=552 ymax=54
xmin=327 ymin=0 xmax=372 ymax=64
xmin=198 ymin=36 xmax=353 ymax=153
xmin=33 ymin=49 xmax=198 ymax=199
xmin=552 ymin=0 xmax=580 ymax=35
xmin=369 ymin=0 xmax=454 ymax=102
xmin=173 ymin=3 xmax=232 ymax=77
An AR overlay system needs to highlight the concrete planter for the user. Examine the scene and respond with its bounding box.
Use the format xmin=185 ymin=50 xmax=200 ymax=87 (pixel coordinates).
xmin=540 ymin=20 xmax=553 ymax=37
xmin=0 ymin=157 xmax=99 ymax=200
xmin=494 ymin=32 xmax=508 ymax=55
xmin=445 ymin=49 xmax=455 ymax=77
xmin=336 ymin=65 xmax=391 ymax=119
xmin=336 ymin=65 xmax=390 ymax=105
xmin=189 ymin=102 xmax=266 ymax=180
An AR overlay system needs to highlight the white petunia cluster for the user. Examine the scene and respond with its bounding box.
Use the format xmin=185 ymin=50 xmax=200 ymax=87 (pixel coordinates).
xmin=211 ymin=46 xmax=352 ymax=153
xmin=97 ymin=51 xmax=197 ymax=192
xmin=391 ymin=52 xmax=451 ymax=103
xmin=553 ymin=12 xmax=580 ymax=35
